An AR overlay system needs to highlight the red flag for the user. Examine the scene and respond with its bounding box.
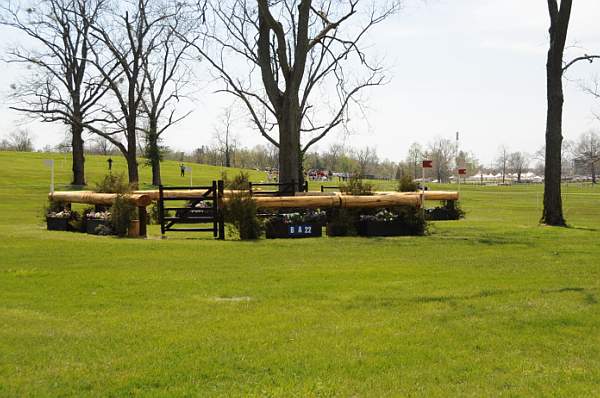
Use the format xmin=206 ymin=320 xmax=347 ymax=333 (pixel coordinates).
xmin=422 ymin=160 xmax=433 ymax=168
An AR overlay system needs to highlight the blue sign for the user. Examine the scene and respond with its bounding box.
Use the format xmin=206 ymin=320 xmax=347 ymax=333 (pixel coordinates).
xmin=288 ymin=224 xmax=314 ymax=236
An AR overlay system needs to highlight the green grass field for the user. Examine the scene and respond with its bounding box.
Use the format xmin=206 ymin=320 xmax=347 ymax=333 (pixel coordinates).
xmin=1 ymin=151 xmax=600 ymax=397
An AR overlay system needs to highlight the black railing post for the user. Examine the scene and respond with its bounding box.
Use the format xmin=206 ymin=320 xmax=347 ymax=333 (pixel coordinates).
xmin=158 ymin=185 xmax=165 ymax=238
xmin=217 ymin=180 xmax=225 ymax=240
xmin=212 ymin=180 xmax=218 ymax=238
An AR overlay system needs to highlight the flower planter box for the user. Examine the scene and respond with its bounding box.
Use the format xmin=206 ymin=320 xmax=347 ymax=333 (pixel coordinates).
xmin=46 ymin=217 xmax=69 ymax=231
xmin=265 ymin=222 xmax=322 ymax=239
xmin=356 ymin=220 xmax=409 ymax=237
xmin=86 ymin=219 xmax=111 ymax=235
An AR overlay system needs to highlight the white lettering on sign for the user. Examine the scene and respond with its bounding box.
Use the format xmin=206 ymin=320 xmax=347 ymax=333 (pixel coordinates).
xmin=305 ymin=226 xmax=312 ymax=234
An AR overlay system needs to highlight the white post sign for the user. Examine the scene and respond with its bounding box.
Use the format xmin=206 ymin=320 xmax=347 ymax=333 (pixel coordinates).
xmin=185 ymin=166 xmax=193 ymax=187
xmin=44 ymin=159 xmax=55 ymax=193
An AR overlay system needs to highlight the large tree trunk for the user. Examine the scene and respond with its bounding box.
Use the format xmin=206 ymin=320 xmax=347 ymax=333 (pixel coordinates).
xmin=543 ymin=71 xmax=565 ymax=225
xmin=71 ymin=122 xmax=86 ymax=186
xmin=147 ymin=124 xmax=161 ymax=186
xmin=225 ymin=145 xmax=231 ymax=168
xmin=277 ymin=100 xmax=301 ymax=193
xmin=126 ymin=123 xmax=139 ymax=189
xmin=542 ymin=2 xmax=569 ymax=226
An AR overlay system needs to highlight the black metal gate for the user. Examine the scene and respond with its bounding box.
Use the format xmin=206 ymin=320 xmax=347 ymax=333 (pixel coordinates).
xmin=158 ymin=181 xmax=225 ymax=239
xmin=249 ymin=181 xmax=308 ymax=196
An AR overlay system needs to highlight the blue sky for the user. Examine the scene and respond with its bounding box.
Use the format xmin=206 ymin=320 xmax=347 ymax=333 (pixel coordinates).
xmin=1 ymin=0 xmax=599 ymax=163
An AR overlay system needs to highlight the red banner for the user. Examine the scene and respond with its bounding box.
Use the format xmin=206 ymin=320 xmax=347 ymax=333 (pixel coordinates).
xmin=458 ymin=168 xmax=467 ymax=175
xmin=422 ymin=160 xmax=433 ymax=168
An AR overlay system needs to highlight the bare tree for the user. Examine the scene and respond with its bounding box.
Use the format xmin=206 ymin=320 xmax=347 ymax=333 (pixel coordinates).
xmin=139 ymin=3 xmax=197 ymax=186
xmin=543 ymin=0 xmax=599 ymax=225
xmin=354 ymin=146 xmax=378 ymax=177
xmin=84 ymin=0 xmax=176 ymax=187
xmin=406 ymin=142 xmax=422 ymax=180
xmin=213 ymin=105 xmax=238 ymax=168
xmin=6 ymin=129 xmax=34 ymax=152
xmin=456 ymin=150 xmax=479 ymax=176
xmin=572 ymin=131 xmax=600 ymax=183
xmin=508 ymin=151 xmax=529 ymax=183
xmin=427 ymin=137 xmax=455 ymax=183
xmin=89 ymin=136 xmax=115 ymax=155
xmin=189 ymin=0 xmax=399 ymax=190
xmin=1 ymin=0 xmax=110 ymax=185
xmin=495 ymin=145 xmax=509 ymax=184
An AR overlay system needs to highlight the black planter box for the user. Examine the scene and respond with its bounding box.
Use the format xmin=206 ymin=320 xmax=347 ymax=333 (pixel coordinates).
xmin=86 ymin=219 xmax=111 ymax=235
xmin=266 ymin=222 xmax=322 ymax=239
xmin=356 ymin=220 xmax=409 ymax=237
xmin=46 ymin=217 xmax=69 ymax=231
xmin=326 ymin=223 xmax=353 ymax=237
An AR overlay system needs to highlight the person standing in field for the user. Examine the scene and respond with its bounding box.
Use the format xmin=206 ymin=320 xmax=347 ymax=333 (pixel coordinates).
xmin=180 ymin=163 xmax=185 ymax=177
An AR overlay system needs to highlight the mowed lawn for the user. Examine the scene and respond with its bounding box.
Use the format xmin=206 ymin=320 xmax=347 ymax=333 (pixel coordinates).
xmin=1 ymin=151 xmax=600 ymax=397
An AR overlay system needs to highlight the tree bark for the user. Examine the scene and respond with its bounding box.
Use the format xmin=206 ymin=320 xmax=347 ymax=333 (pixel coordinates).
xmin=542 ymin=0 xmax=570 ymax=226
xmin=277 ymin=99 xmax=301 ymax=191
xmin=126 ymin=122 xmax=139 ymax=189
xmin=71 ymin=121 xmax=86 ymax=186
xmin=149 ymin=135 xmax=161 ymax=186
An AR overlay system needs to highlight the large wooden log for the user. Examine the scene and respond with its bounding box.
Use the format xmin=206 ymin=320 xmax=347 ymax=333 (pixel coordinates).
xmin=49 ymin=191 xmax=152 ymax=207
xmin=239 ymin=193 xmax=421 ymax=209
xmin=377 ymin=191 xmax=459 ymax=201
xmin=339 ymin=193 xmax=421 ymax=208
xmin=239 ymin=195 xmax=341 ymax=209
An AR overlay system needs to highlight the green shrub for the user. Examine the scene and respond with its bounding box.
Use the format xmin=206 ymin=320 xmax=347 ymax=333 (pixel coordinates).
xmin=426 ymin=201 xmax=465 ymax=221
xmin=42 ymin=200 xmax=67 ymax=221
xmin=95 ymin=173 xmax=130 ymax=194
xmin=222 ymin=171 xmax=251 ymax=190
xmin=326 ymin=208 xmax=359 ymax=236
xmin=224 ymin=192 xmax=262 ymax=240
xmin=340 ymin=175 xmax=373 ymax=195
xmin=397 ymin=175 xmax=418 ymax=192
xmin=394 ymin=206 xmax=428 ymax=236
xmin=111 ymin=195 xmax=137 ymax=237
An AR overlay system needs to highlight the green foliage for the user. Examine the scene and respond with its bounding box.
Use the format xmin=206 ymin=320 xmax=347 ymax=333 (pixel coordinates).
xmin=67 ymin=212 xmax=85 ymax=232
xmin=94 ymin=173 xmax=130 ymax=194
xmin=340 ymin=175 xmax=373 ymax=195
xmin=326 ymin=208 xmax=358 ymax=236
xmin=223 ymin=192 xmax=262 ymax=240
xmin=222 ymin=170 xmax=251 ymax=190
xmin=110 ymin=195 xmax=137 ymax=237
xmin=394 ymin=206 xmax=428 ymax=236
xmin=427 ymin=200 xmax=466 ymax=221
xmin=397 ymin=175 xmax=418 ymax=192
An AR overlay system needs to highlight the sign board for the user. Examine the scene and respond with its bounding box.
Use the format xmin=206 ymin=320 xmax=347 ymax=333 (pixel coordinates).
xmin=288 ymin=224 xmax=315 ymax=236
xmin=422 ymin=160 xmax=433 ymax=168
xmin=458 ymin=168 xmax=467 ymax=175
xmin=44 ymin=159 xmax=55 ymax=193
